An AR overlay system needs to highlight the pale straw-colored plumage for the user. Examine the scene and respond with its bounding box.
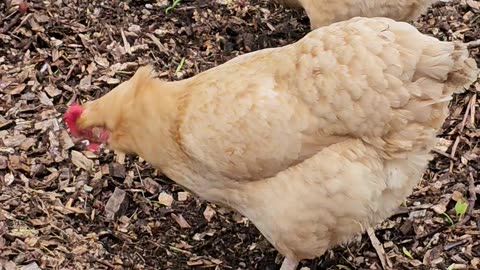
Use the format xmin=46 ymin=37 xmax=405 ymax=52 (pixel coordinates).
xmin=72 ymin=17 xmax=478 ymax=270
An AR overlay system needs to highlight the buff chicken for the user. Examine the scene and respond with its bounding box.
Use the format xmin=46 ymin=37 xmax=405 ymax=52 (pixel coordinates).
xmin=64 ymin=17 xmax=478 ymax=270
xmin=275 ymin=0 xmax=440 ymax=29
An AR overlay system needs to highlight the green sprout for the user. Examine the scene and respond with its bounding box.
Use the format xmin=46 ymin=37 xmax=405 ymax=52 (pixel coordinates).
xmin=441 ymin=212 xmax=455 ymax=227
xmin=175 ymin=57 xmax=186 ymax=74
xmin=447 ymin=264 xmax=465 ymax=270
xmin=402 ymin=247 xmax=414 ymax=260
xmin=165 ymin=0 xmax=181 ymax=13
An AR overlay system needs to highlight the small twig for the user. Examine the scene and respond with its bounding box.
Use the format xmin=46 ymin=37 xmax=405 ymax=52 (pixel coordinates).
xmin=457 ymin=171 xmax=477 ymax=227
xmin=145 ymin=32 xmax=167 ymax=51
xmin=135 ymin=251 xmax=146 ymax=264
xmin=65 ymin=61 xmax=77 ymax=82
xmin=168 ymin=245 xmax=192 ymax=255
xmin=460 ymin=94 xmax=474 ymax=132
xmin=120 ymin=28 xmax=131 ymax=54
xmin=449 ymin=136 xmax=461 ymax=172
xmin=1 ymin=12 xmax=20 ymax=33
xmin=469 ymin=94 xmax=476 ymax=128
xmin=2 ymin=8 xmax=19 ymax=21
xmin=134 ymin=163 xmax=143 ymax=183
xmin=450 ymin=136 xmax=460 ymax=159
xmin=431 ymin=148 xmax=457 ymax=161
xmin=94 ymin=258 xmax=117 ymax=269
xmin=466 ymin=39 xmax=480 ymax=49
xmin=367 ymin=227 xmax=392 ymax=270
xmin=340 ymin=247 xmax=358 ymax=269
xmin=132 ymin=162 xmax=150 ymax=198
xmin=391 ymin=206 xmax=411 ymax=216
xmin=11 ymin=12 xmax=31 ymax=33
xmin=415 ymin=225 xmax=449 ymax=240
xmin=444 ymin=239 xmax=469 ymax=251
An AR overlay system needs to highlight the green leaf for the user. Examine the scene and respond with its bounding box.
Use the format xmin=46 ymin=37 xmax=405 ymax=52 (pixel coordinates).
xmin=402 ymin=247 xmax=414 ymax=260
xmin=336 ymin=265 xmax=351 ymax=270
xmin=454 ymin=200 xmax=468 ymax=217
xmin=447 ymin=263 xmax=455 ymax=270
xmin=442 ymin=213 xmax=455 ymax=227
xmin=175 ymin=57 xmax=186 ymax=74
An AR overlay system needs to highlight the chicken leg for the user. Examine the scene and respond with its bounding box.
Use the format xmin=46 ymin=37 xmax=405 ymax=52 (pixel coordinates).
xmin=280 ymin=257 xmax=299 ymax=270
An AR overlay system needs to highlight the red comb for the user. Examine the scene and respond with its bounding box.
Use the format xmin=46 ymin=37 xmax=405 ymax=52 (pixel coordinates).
xmin=63 ymin=103 xmax=84 ymax=137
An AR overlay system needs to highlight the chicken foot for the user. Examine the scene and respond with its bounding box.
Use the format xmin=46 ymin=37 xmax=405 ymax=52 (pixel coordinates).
xmin=279 ymin=257 xmax=299 ymax=270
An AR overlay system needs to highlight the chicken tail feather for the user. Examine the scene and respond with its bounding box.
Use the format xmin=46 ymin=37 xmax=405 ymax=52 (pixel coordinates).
xmin=445 ymin=42 xmax=479 ymax=94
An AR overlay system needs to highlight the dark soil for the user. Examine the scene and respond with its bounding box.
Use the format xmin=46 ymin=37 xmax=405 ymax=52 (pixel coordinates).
xmin=0 ymin=0 xmax=479 ymax=269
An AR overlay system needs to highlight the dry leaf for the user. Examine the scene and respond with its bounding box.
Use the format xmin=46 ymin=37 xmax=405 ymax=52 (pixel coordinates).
xmin=452 ymin=191 xmax=464 ymax=202
xmin=8 ymin=84 xmax=26 ymax=95
xmin=60 ymin=130 xmax=75 ymax=149
xmin=178 ymin=191 xmax=189 ymax=202
xmin=78 ymin=75 xmax=92 ymax=90
xmin=171 ymin=213 xmax=191 ymax=228
xmin=43 ymin=85 xmax=62 ymax=97
xmin=20 ymin=262 xmax=41 ymax=270
xmin=203 ymin=205 xmax=216 ymax=222
xmin=431 ymin=204 xmax=447 ymax=214
xmin=109 ymin=163 xmax=126 ymax=178
xmin=467 ymin=0 xmax=480 ymax=9
xmin=158 ymin=192 xmax=173 ymax=207
xmin=38 ymin=91 xmax=54 ymax=106
xmin=94 ymin=55 xmax=110 ymax=68
xmin=434 ymin=138 xmax=452 ymax=153
xmin=142 ymin=178 xmax=161 ymax=194
xmin=104 ymin=187 xmax=128 ymax=221
xmin=71 ymin=150 xmax=94 ymax=171
xmin=4 ymin=173 xmax=15 ymax=186
xmin=2 ymin=134 xmax=27 ymax=147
